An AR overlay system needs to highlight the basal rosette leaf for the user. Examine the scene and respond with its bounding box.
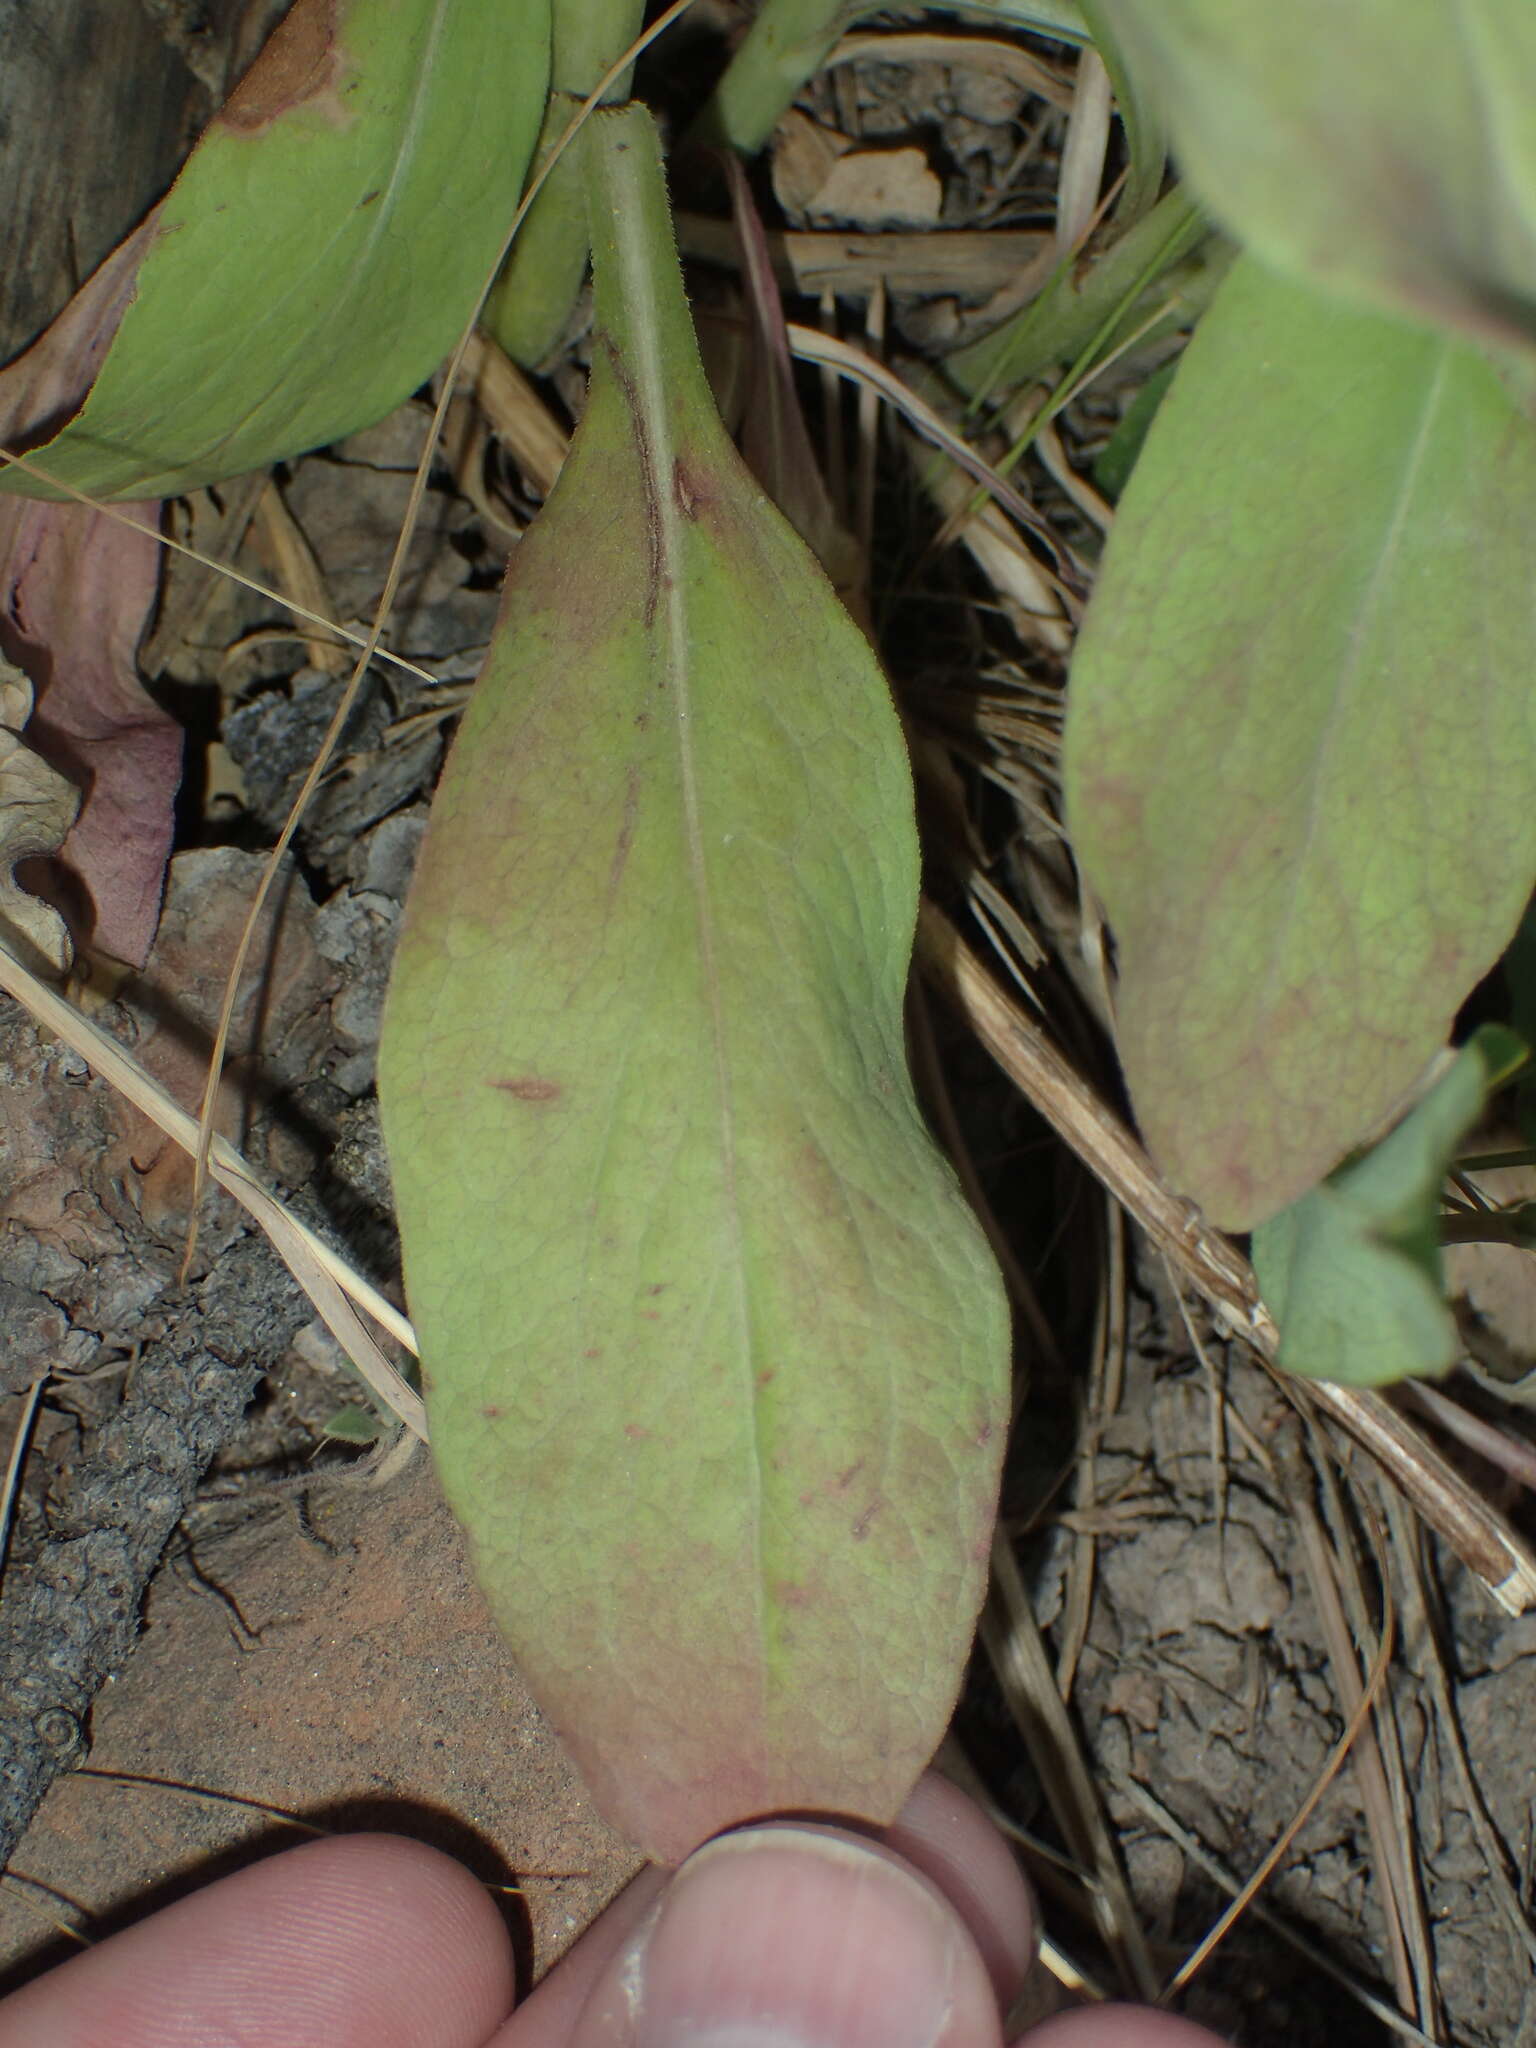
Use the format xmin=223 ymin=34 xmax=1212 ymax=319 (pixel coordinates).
xmin=1091 ymin=0 xmax=1536 ymax=355
xmin=1 ymin=0 xmax=550 ymax=502
xmin=1065 ymin=254 xmax=1536 ymax=1227
xmin=378 ymin=106 xmax=1010 ymax=1863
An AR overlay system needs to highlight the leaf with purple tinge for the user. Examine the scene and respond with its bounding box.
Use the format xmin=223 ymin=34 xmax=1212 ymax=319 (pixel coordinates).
xmin=379 ymin=106 xmax=1010 ymax=1864
xmin=1065 ymin=255 xmax=1536 ymax=1228
xmin=0 ymin=498 xmax=174 ymax=970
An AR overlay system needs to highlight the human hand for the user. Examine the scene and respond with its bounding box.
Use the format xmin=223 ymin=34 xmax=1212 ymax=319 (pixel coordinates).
xmin=0 ymin=1775 xmax=1227 ymax=2048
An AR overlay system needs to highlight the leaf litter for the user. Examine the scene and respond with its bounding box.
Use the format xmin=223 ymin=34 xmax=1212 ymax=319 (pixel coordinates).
xmin=1 ymin=8 xmax=1535 ymax=2040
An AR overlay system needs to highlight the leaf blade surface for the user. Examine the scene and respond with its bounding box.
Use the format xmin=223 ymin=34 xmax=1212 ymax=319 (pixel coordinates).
xmin=1091 ymin=0 xmax=1536 ymax=352
xmin=3 ymin=0 xmax=550 ymax=501
xmin=1253 ymin=1027 xmax=1525 ymax=1386
xmin=379 ymin=107 xmax=1009 ymax=1862
xmin=1065 ymin=255 xmax=1536 ymax=1226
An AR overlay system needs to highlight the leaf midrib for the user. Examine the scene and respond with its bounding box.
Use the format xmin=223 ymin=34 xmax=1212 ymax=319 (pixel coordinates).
xmin=608 ymin=172 xmax=771 ymax=1693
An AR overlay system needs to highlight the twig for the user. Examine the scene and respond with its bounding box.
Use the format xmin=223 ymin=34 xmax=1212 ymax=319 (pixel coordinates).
xmin=913 ymin=898 xmax=1536 ymax=1613
xmin=0 ymin=939 xmax=425 ymax=1440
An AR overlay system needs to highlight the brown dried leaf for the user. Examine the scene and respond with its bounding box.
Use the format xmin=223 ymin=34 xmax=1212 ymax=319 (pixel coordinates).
xmin=0 ymin=660 xmax=78 ymax=973
xmin=806 ymin=147 xmax=943 ymax=231
xmin=0 ymin=496 xmax=178 ymax=967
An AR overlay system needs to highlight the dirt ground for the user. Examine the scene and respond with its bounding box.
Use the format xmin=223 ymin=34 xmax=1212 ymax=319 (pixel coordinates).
xmin=3 ymin=10 xmax=1536 ymax=2045
xmin=0 ymin=1449 xmax=638 ymax=1991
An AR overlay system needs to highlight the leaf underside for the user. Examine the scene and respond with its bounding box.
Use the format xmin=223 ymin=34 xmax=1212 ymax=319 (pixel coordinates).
xmin=1065 ymin=254 xmax=1536 ymax=1228
xmin=378 ymin=108 xmax=1009 ymax=1864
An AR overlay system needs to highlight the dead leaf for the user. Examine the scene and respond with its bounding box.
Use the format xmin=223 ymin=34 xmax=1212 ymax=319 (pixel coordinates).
xmin=806 ymin=147 xmax=943 ymax=231
xmin=0 ymin=495 xmax=179 ymax=968
xmin=771 ymin=110 xmax=853 ymax=219
xmin=0 ymin=216 xmax=177 ymax=970
xmin=0 ymin=660 xmax=79 ymax=973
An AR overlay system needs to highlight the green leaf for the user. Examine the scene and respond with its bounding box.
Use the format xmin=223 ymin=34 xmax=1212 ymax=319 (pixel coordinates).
xmin=378 ymin=105 xmax=1009 ymax=1864
xmin=1077 ymin=0 xmax=1165 ymax=226
xmin=3 ymin=0 xmax=550 ymax=502
xmin=1092 ymin=357 xmax=1175 ymax=499
xmin=930 ymin=0 xmax=1090 ymax=43
xmin=1064 ymin=255 xmax=1536 ymax=1228
xmin=1089 ymin=0 xmax=1536 ymax=354
xmin=689 ymin=0 xmax=850 ymax=155
xmin=944 ymin=184 xmax=1213 ymax=407
xmin=321 ymin=1404 xmax=383 ymax=1444
xmin=1253 ymin=1027 xmax=1526 ymax=1387
xmin=482 ymin=0 xmax=644 ymax=369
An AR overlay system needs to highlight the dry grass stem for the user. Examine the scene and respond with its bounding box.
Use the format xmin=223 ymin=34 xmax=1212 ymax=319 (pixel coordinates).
xmin=252 ymin=481 xmax=352 ymax=675
xmin=1055 ymin=45 xmax=1112 ymax=256
xmin=1111 ymin=1773 xmax=1447 ymax=2048
xmin=1382 ymin=1491 xmax=1536 ymax=1974
xmin=458 ymin=328 xmax=570 ymax=497
xmin=1054 ymin=1194 xmax=1125 ymax=1700
xmin=1400 ymin=1379 xmax=1536 ymax=1492
xmin=1166 ymin=1578 xmax=1397 ymax=1995
xmin=785 ymin=325 xmax=1069 ymax=566
xmin=0 ymin=1378 xmax=47 ymax=1595
xmin=0 ymin=447 xmax=436 ymax=687
xmin=0 ymin=1874 xmax=90 ymax=1946
xmin=915 ymin=898 xmax=1536 ymax=1612
xmin=1290 ymin=1483 xmax=1433 ymax=2028
xmin=984 ymin=1532 xmax=1159 ymax=1998
xmin=0 ymin=938 xmax=425 ymax=1439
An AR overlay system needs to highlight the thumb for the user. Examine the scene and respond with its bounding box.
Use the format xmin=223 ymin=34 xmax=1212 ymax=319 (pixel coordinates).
xmin=562 ymin=1823 xmax=1004 ymax=2048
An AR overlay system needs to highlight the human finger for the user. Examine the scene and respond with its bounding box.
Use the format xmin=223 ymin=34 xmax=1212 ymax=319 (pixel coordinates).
xmin=499 ymin=1815 xmax=1009 ymax=2048
xmin=1020 ymin=2005 xmax=1231 ymax=2047
xmin=0 ymin=1832 xmax=514 ymax=2048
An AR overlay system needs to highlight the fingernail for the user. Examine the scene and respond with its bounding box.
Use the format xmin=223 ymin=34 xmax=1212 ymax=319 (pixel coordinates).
xmin=574 ymin=1825 xmax=969 ymax=2048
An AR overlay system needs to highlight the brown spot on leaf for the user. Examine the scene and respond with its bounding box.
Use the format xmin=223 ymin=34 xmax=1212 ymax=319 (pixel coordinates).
xmin=607 ymin=767 xmax=640 ymax=897
xmin=834 ymin=1460 xmax=865 ymax=1492
xmin=489 ymin=1075 xmax=562 ymax=1101
xmin=624 ymin=1422 xmax=650 ymax=1441
xmin=852 ymin=1501 xmax=881 ymax=1541
xmin=218 ymin=0 xmax=352 ymax=133
xmin=602 ymin=338 xmax=663 ymax=627
xmin=673 ymin=458 xmax=712 ymax=520
xmin=481 ymin=1404 xmax=503 ymax=1421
